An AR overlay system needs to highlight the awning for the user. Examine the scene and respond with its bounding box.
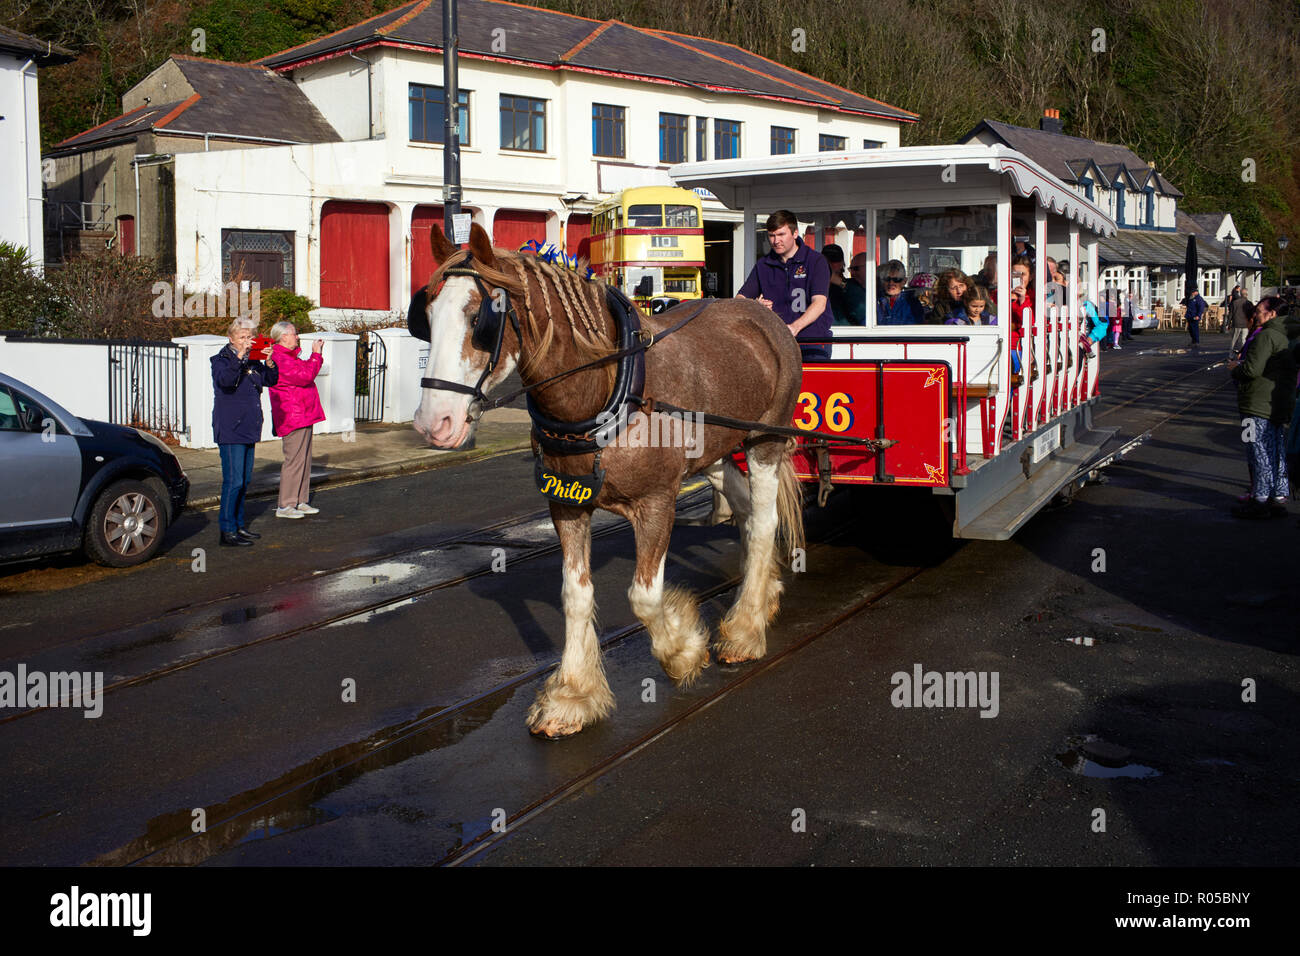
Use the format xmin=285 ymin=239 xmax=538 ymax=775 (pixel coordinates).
xmin=1098 ymin=229 xmax=1263 ymax=270
xmin=670 ymin=144 xmax=1117 ymax=238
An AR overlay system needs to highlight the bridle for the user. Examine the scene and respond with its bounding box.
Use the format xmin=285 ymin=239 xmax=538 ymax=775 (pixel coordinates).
xmin=412 ymin=254 xmax=521 ymax=407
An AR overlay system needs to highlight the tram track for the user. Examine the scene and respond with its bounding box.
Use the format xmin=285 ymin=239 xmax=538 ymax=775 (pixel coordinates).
xmin=0 ymin=481 xmax=715 ymax=727
xmin=102 ymin=511 xmax=900 ymax=866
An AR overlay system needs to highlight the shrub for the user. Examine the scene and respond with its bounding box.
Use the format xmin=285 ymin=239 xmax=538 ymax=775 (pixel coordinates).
xmin=0 ymin=242 xmax=63 ymax=334
xmin=43 ymin=253 xmax=169 ymax=340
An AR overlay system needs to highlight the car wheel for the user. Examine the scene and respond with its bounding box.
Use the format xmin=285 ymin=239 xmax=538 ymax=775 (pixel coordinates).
xmin=84 ymin=479 xmax=167 ymax=567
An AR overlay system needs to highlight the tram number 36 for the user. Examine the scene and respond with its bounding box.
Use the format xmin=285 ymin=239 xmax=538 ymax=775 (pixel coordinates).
xmin=794 ymin=391 xmax=854 ymax=433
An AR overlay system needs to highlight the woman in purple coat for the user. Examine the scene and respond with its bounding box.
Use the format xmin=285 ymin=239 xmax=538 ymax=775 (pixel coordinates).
xmin=267 ymin=321 xmax=326 ymax=519
xmin=212 ymin=318 xmax=278 ymax=546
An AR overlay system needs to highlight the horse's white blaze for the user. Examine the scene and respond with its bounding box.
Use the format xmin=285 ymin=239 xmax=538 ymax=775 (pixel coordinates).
xmin=414 ymin=276 xmax=519 ymax=447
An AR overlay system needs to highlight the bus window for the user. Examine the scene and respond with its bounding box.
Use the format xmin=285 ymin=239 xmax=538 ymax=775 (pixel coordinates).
xmin=628 ymin=204 xmax=663 ymax=228
xmin=664 ymin=204 xmax=699 ymax=228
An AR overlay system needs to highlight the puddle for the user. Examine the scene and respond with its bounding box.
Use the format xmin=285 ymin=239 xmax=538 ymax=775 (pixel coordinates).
xmin=1056 ymin=735 xmax=1161 ymax=779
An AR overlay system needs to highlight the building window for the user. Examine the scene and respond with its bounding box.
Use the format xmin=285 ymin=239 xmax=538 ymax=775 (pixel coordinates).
xmin=771 ymin=127 xmax=795 ymax=155
xmin=592 ymin=104 xmax=625 ymax=158
xmin=1115 ymin=186 xmax=1125 ymax=225
xmin=1080 ymin=178 xmax=1094 ymax=202
xmin=819 ymin=134 xmax=846 ymax=151
xmin=696 ymin=117 xmax=707 ymax=161
xmin=1145 ymin=190 xmax=1155 ymax=227
xmin=660 ymin=113 xmax=688 ymax=164
xmin=715 ymin=119 xmax=741 ymax=159
xmin=501 ymin=95 xmax=546 ymax=152
xmin=863 ymin=139 xmax=884 ymax=149
xmin=409 ymin=84 xmax=469 ymax=145
xmin=221 ymin=229 xmax=294 ymax=291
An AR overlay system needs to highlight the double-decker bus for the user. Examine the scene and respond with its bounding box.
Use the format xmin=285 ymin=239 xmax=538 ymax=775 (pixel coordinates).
xmin=589 ymin=186 xmax=705 ymax=308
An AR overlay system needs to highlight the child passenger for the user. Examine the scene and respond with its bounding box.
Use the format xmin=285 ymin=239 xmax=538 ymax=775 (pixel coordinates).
xmin=959 ymin=286 xmax=995 ymax=326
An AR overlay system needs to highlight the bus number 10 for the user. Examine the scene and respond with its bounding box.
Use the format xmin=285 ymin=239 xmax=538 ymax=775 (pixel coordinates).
xmin=795 ymin=391 xmax=853 ymax=432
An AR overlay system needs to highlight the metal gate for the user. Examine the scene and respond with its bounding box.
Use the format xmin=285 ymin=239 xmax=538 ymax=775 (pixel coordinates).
xmin=108 ymin=340 xmax=188 ymax=439
xmin=354 ymin=332 xmax=387 ymax=422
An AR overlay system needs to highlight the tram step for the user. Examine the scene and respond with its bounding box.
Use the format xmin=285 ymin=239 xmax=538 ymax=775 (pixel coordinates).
xmin=954 ymin=425 xmax=1118 ymax=540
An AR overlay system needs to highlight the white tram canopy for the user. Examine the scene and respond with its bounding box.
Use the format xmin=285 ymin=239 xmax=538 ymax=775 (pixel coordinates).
xmin=669 ymin=144 xmax=1117 ymax=241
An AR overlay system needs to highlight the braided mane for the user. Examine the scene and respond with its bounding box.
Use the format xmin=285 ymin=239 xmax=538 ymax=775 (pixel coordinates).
xmin=428 ymin=246 xmax=617 ymax=378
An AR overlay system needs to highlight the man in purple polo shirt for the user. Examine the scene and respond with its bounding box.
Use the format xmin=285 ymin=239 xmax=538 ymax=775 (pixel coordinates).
xmin=736 ymin=210 xmax=832 ymax=360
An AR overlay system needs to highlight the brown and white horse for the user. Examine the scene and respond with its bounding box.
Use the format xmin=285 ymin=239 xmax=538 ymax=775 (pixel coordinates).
xmin=413 ymin=223 xmax=804 ymax=737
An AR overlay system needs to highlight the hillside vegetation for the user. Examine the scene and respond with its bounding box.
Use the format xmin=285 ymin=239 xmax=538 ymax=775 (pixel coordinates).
xmin=6 ymin=0 xmax=1298 ymax=279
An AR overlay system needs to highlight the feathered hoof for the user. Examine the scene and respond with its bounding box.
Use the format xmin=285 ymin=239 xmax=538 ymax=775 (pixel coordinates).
xmin=525 ymin=671 xmax=614 ymax=739
xmin=715 ymin=613 xmax=766 ymax=665
xmin=765 ymin=573 xmax=785 ymax=623
xmin=657 ymin=586 xmax=711 ymax=686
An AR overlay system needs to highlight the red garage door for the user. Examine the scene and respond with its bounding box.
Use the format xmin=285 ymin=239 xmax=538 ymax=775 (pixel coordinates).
xmin=410 ymin=204 xmax=445 ymax=295
xmin=320 ymin=200 xmax=389 ymax=309
xmin=565 ymin=214 xmax=592 ymax=261
xmin=493 ymin=209 xmax=548 ymax=252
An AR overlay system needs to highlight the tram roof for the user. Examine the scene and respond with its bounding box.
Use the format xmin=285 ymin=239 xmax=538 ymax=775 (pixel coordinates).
xmin=669 ymin=144 xmax=1117 ymax=238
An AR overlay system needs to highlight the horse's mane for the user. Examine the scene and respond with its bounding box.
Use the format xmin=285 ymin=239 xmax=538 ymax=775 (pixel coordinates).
xmin=429 ymin=246 xmax=617 ymax=379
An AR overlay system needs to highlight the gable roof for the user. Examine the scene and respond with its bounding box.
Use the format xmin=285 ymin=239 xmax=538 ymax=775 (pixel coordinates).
xmin=49 ymin=56 xmax=340 ymax=153
xmin=256 ymin=0 xmax=916 ymax=122
xmin=961 ymin=118 xmax=1183 ymax=197
xmin=0 ymin=25 xmax=74 ymax=64
xmin=1100 ymin=228 xmax=1262 ymax=271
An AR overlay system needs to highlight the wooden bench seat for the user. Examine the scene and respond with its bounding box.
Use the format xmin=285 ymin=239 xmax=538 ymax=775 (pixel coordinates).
xmin=955 ymin=383 xmax=999 ymax=399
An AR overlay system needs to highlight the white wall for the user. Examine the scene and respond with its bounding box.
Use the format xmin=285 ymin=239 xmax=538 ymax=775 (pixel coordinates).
xmin=0 ymin=337 xmax=109 ymax=420
xmin=173 ymin=333 xmax=359 ymax=448
xmin=0 ymin=53 xmax=45 ymax=268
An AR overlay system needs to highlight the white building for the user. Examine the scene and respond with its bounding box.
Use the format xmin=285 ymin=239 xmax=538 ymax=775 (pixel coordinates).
xmin=45 ymin=0 xmax=916 ymax=322
xmin=0 ymin=26 xmax=73 ymax=271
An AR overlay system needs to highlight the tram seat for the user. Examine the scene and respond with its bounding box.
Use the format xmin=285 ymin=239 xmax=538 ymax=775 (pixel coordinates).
xmin=956 ymin=383 xmax=998 ymax=399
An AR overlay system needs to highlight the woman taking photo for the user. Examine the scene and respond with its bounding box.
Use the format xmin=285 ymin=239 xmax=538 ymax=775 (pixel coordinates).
xmin=212 ymin=318 xmax=277 ymax=546
xmin=267 ymin=322 xmax=326 ymax=519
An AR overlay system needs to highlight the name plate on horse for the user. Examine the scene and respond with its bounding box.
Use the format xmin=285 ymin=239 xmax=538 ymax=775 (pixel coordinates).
xmin=534 ymin=459 xmax=604 ymax=505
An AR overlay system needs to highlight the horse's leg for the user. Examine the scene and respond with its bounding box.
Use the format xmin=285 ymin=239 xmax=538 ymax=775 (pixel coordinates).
xmin=702 ymin=459 xmax=734 ymax=525
xmin=527 ymin=502 xmax=614 ymax=738
xmin=717 ymin=442 xmax=786 ymax=663
xmin=627 ymin=494 xmax=710 ymax=686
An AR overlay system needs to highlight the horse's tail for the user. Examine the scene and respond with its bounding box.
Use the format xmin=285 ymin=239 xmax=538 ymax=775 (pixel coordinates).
xmin=775 ymin=438 xmax=806 ymax=563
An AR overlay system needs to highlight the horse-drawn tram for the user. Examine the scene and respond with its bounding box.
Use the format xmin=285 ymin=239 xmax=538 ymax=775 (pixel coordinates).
xmin=672 ymin=144 xmax=1120 ymax=539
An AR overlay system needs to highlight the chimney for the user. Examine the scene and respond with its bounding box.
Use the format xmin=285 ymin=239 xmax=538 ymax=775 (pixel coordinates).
xmin=1040 ymin=108 xmax=1064 ymax=135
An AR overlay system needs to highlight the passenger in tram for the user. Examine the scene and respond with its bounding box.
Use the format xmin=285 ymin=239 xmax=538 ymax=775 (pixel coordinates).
xmin=876 ymin=259 xmax=926 ymax=324
xmin=929 ymin=269 xmax=970 ymax=324
xmin=736 ymin=209 xmax=832 ymax=359
xmin=822 ymin=244 xmax=851 ymax=325
xmin=843 ymin=253 xmax=868 ymax=325
xmin=958 ymin=286 xmax=994 ymax=326
xmin=1045 ymin=257 xmax=1067 ymax=306
xmin=979 ymin=253 xmax=998 ymax=293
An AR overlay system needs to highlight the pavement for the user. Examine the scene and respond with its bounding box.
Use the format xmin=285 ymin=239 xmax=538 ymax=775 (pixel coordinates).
xmin=176 ymin=407 xmax=534 ymax=508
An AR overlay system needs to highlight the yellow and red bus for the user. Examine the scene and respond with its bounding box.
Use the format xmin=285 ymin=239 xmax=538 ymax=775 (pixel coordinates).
xmin=589 ymin=186 xmax=705 ymax=307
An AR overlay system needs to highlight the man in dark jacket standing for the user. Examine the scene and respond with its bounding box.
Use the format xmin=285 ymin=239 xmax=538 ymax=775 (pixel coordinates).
xmin=737 ymin=210 xmax=831 ymax=360
xmin=212 ymin=318 xmax=278 ymax=545
xmin=1228 ymin=296 xmax=1295 ymax=518
xmin=1184 ymin=289 xmax=1207 ymax=347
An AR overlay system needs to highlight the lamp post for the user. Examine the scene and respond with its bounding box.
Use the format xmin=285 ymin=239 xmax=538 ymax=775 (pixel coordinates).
xmin=1279 ymin=234 xmax=1290 ymax=291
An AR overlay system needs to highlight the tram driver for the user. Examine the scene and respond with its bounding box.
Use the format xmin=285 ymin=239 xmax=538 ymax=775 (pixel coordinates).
xmin=736 ymin=209 xmax=832 ymax=361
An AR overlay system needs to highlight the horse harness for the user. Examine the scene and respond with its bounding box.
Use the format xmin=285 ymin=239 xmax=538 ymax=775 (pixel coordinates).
xmin=411 ymin=256 xmax=894 ymax=502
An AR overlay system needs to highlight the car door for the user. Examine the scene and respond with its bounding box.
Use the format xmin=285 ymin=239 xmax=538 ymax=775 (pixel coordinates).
xmin=0 ymin=384 xmax=83 ymax=532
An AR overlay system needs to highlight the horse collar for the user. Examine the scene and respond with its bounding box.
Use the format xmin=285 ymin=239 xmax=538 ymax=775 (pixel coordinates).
xmin=528 ymin=286 xmax=647 ymax=456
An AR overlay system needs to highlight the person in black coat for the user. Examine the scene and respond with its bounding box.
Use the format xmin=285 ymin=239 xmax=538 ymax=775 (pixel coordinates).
xmin=212 ymin=318 xmax=277 ymax=546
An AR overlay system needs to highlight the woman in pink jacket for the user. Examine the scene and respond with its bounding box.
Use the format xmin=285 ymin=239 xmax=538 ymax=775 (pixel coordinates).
xmin=267 ymin=321 xmax=326 ymax=518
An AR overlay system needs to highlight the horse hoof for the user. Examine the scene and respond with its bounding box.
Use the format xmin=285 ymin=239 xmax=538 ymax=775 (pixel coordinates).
xmin=528 ymin=717 xmax=584 ymax=739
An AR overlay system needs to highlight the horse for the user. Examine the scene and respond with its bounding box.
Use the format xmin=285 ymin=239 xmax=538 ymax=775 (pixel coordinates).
xmin=411 ymin=222 xmax=804 ymax=738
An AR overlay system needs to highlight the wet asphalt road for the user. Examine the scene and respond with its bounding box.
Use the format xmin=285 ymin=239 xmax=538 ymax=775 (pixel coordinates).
xmin=0 ymin=331 xmax=1294 ymax=867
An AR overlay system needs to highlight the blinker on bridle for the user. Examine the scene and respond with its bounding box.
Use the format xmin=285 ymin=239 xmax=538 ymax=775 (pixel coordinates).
xmin=414 ymin=253 xmax=521 ymax=416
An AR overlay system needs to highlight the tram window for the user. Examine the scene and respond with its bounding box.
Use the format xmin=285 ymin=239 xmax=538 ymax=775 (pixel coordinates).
xmin=874 ymin=204 xmax=998 ymax=326
xmin=628 ymin=204 xmax=663 ymax=228
xmin=664 ymin=204 xmax=699 ymax=228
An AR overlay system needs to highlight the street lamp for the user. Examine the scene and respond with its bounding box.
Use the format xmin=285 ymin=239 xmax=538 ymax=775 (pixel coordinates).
xmin=1279 ymin=234 xmax=1290 ymax=290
